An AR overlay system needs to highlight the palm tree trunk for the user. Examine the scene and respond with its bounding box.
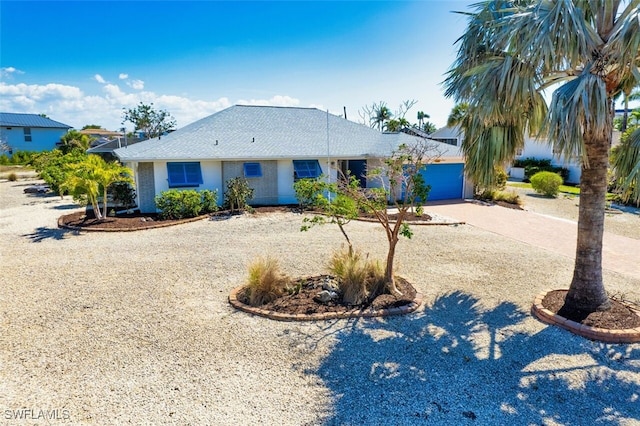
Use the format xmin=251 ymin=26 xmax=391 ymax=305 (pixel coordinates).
xmin=565 ymin=130 xmax=612 ymax=312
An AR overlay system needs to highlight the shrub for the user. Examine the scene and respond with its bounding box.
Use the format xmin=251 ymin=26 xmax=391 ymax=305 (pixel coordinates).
xmin=328 ymin=249 xmax=385 ymax=305
xmin=293 ymin=177 xmax=326 ymax=209
xmin=477 ymin=189 xmax=521 ymax=205
xmin=155 ymin=189 xmax=203 ymax=219
xmin=245 ymin=257 xmax=291 ymax=307
xmin=494 ymin=167 xmax=508 ymax=190
xmin=7 ymin=172 xmax=17 ymax=182
xmin=530 ymin=171 xmax=563 ymax=197
xmin=200 ymin=189 xmax=219 ymax=214
xmin=110 ymin=181 xmax=137 ymax=209
xmin=224 ymin=177 xmax=254 ymax=213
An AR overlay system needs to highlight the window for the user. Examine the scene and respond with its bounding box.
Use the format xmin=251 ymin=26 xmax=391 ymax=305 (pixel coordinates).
xmin=23 ymin=127 xmax=32 ymax=142
xmin=293 ymin=160 xmax=321 ymax=179
xmin=243 ymin=162 xmax=262 ymax=178
xmin=167 ymin=162 xmax=203 ymax=187
xmin=431 ymin=137 xmax=458 ymax=146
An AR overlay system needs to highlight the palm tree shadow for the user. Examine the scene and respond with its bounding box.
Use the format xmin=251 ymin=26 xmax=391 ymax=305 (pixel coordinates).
xmin=312 ymin=291 xmax=640 ymax=425
xmin=22 ymin=226 xmax=80 ymax=242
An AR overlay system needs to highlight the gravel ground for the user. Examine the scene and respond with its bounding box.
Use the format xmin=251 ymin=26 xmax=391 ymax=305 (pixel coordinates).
xmin=1 ymin=178 xmax=639 ymax=425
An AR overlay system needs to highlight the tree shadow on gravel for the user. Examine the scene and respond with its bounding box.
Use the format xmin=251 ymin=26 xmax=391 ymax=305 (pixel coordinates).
xmin=22 ymin=226 xmax=80 ymax=242
xmin=312 ymin=291 xmax=640 ymax=425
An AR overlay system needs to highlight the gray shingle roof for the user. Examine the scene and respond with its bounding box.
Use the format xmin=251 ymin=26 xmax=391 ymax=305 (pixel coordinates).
xmin=114 ymin=105 xmax=461 ymax=161
xmin=0 ymin=113 xmax=72 ymax=129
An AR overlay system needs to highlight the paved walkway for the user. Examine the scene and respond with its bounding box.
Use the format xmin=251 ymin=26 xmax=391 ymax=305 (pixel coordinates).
xmin=425 ymin=200 xmax=640 ymax=280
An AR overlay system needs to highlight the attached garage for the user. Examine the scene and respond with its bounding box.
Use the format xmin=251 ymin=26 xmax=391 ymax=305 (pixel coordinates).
xmin=420 ymin=163 xmax=465 ymax=201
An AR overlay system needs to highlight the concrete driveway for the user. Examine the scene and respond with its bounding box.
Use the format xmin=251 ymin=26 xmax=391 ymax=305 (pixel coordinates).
xmin=426 ymin=200 xmax=640 ymax=280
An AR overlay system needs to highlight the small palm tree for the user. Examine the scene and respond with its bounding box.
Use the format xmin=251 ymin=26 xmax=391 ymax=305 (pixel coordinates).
xmin=445 ymin=0 xmax=640 ymax=314
xmin=61 ymin=155 xmax=133 ymax=220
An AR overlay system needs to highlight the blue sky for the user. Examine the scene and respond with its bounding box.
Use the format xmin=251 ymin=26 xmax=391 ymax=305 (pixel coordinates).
xmin=1 ymin=1 xmax=476 ymax=131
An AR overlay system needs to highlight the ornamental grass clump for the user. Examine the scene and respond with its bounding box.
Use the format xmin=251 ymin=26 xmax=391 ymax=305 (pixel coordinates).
xmin=530 ymin=171 xmax=563 ymax=197
xmin=245 ymin=257 xmax=291 ymax=307
xmin=329 ymin=249 xmax=385 ymax=305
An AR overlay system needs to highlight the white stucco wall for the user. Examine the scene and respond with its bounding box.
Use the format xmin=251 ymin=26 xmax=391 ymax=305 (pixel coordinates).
xmin=276 ymin=158 xmax=329 ymax=204
xmin=153 ymin=160 xmax=223 ymax=204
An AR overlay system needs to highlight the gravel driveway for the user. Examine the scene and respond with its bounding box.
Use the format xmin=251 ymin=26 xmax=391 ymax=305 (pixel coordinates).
xmin=1 ymin=178 xmax=639 ymax=425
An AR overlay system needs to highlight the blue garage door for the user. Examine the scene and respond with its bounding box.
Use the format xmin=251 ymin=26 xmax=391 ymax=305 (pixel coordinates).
xmin=420 ymin=163 xmax=464 ymax=201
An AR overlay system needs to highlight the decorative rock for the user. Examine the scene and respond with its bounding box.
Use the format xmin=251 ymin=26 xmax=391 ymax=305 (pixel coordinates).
xmin=314 ymin=290 xmax=338 ymax=303
xmin=322 ymin=278 xmax=340 ymax=293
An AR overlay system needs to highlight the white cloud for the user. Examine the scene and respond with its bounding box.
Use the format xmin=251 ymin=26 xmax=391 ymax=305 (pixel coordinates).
xmin=126 ymin=79 xmax=145 ymax=90
xmin=94 ymin=74 xmax=106 ymax=84
xmin=0 ymin=78 xmax=303 ymax=132
xmin=119 ymin=73 xmax=128 ymax=80
xmin=237 ymin=95 xmax=300 ymax=107
xmin=1 ymin=67 xmax=25 ymax=79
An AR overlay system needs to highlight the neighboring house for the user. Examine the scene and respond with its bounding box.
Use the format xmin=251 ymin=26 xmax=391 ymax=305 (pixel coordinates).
xmin=79 ymin=128 xmax=124 ymax=140
xmin=513 ymin=135 xmax=582 ymax=184
xmin=114 ymin=105 xmax=472 ymax=213
xmin=0 ymin=113 xmax=71 ymax=154
xmin=87 ymin=136 xmax=143 ymax=162
xmin=426 ymin=125 xmax=463 ymax=147
xmin=431 ymin=124 xmax=582 ymax=184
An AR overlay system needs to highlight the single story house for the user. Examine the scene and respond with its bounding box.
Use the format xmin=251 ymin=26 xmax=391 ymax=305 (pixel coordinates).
xmin=0 ymin=113 xmax=72 ymax=154
xmin=114 ymin=105 xmax=472 ymax=213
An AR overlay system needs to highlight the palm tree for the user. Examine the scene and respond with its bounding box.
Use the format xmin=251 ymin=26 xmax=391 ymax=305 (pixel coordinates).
xmin=445 ymin=0 xmax=640 ymax=313
xmin=372 ymin=102 xmax=392 ymax=131
xmin=446 ymin=103 xmax=468 ymax=127
xmin=61 ymin=155 xmax=133 ymax=220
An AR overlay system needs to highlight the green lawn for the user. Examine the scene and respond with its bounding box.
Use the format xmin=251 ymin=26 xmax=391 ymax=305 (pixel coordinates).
xmin=507 ymin=181 xmax=581 ymax=195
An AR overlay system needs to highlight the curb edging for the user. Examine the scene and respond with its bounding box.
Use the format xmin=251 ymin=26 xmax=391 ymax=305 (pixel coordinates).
xmin=229 ymin=285 xmax=424 ymax=322
xmin=531 ymin=289 xmax=640 ymax=343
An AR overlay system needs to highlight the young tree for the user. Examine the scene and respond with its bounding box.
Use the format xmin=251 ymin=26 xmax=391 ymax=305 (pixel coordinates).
xmin=122 ymin=102 xmax=176 ymax=139
xmin=61 ymin=154 xmax=133 ymax=220
xmin=342 ymin=140 xmax=438 ymax=296
xmin=296 ymin=175 xmax=360 ymax=255
xmin=444 ymin=0 xmax=640 ymax=313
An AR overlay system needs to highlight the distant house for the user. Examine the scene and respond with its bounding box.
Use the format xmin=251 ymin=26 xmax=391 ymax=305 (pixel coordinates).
xmin=114 ymin=105 xmax=473 ymax=213
xmin=79 ymin=128 xmax=124 ymax=140
xmin=0 ymin=113 xmax=71 ymax=154
xmin=87 ymin=136 xmax=143 ymax=162
xmin=431 ymin=125 xmax=582 ymax=184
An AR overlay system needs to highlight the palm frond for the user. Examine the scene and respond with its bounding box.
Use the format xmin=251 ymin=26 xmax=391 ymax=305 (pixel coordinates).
xmin=612 ymin=128 xmax=640 ymax=205
xmin=548 ymin=69 xmax=609 ymax=165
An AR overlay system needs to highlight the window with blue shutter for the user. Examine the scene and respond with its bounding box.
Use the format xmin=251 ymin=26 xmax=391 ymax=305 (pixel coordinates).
xmin=243 ymin=162 xmax=262 ymax=178
xmin=293 ymin=160 xmax=321 ymax=179
xmin=167 ymin=162 xmax=203 ymax=187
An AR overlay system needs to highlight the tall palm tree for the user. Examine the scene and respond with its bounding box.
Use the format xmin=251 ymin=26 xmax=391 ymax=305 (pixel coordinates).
xmin=372 ymin=103 xmax=392 ymax=131
xmin=445 ymin=0 xmax=640 ymax=313
xmin=446 ymin=103 xmax=468 ymax=127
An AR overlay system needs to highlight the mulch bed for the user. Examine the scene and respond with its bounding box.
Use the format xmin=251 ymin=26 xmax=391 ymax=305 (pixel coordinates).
xmin=236 ymin=275 xmax=417 ymax=316
xmin=541 ymin=290 xmax=640 ymax=330
xmin=59 ymin=206 xmax=440 ymax=231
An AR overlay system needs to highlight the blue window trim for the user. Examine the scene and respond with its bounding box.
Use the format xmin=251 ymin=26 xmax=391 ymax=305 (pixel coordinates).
xmin=167 ymin=162 xmax=203 ymax=188
xmin=293 ymin=160 xmax=321 ymax=179
xmin=243 ymin=162 xmax=262 ymax=178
